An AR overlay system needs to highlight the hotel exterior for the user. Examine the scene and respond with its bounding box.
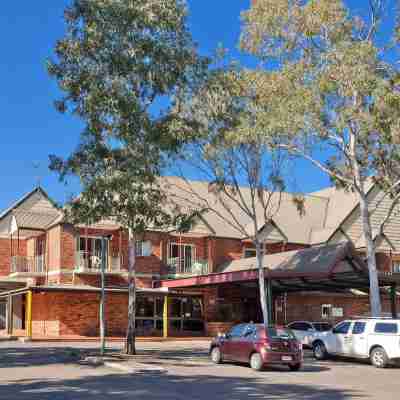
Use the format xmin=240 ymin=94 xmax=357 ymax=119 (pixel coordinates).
xmin=0 ymin=177 xmax=399 ymax=340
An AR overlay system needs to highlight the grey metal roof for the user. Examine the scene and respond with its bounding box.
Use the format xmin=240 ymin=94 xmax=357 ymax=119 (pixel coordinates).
xmin=13 ymin=211 xmax=61 ymax=231
xmin=218 ymin=242 xmax=364 ymax=276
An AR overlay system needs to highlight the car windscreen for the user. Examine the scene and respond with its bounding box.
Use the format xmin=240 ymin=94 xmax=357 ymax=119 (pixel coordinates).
xmin=313 ymin=323 xmax=332 ymax=332
xmin=266 ymin=327 xmax=296 ymax=340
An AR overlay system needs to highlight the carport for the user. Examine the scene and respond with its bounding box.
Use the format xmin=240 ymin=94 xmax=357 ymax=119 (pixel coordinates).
xmin=159 ymin=242 xmax=400 ymax=325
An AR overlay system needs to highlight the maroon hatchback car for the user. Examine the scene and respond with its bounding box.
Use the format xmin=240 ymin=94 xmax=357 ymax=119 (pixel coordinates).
xmin=210 ymin=323 xmax=303 ymax=371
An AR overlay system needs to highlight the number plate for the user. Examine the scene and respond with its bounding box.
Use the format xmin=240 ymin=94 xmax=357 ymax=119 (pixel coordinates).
xmin=281 ymin=356 xmax=293 ymax=361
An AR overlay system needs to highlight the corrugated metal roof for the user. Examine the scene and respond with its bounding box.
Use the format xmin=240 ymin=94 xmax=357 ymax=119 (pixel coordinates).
xmin=13 ymin=210 xmax=61 ymax=231
xmin=163 ymin=177 xmax=330 ymax=243
xmin=218 ymin=242 xmax=358 ymax=275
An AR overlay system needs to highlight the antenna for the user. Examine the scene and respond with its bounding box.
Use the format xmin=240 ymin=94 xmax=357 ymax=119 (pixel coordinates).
xmin=32 ymin=162 xmax=41 ymax=188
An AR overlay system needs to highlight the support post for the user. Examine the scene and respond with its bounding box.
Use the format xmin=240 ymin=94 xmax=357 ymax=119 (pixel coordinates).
xmin=26 ymin=291 xmax=32 ymax=338
xmin=163 ymin=296 xmax=169 ymax=338
xmin=266 ymin=279 xmax=273 ymax=324
xmin=6 ymin=295 xmax=12 ymax=335
xmin=390 ymin=284 xmax=398 ymax=319
xmin=99 ymin=237 xmax=107 ymax=355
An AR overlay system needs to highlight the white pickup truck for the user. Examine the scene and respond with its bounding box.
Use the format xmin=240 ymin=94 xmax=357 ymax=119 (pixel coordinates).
xmin=312 ymin=318 xmax=400 ymax=368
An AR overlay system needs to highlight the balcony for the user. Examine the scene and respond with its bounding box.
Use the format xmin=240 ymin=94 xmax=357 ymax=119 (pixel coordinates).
xmin=11 ymin=255 xmax=45 ymax=274
xmin=166 ymin=257 xmax=209 ymax=277
xmin=74 ymin=251 xmax=122 ymax=273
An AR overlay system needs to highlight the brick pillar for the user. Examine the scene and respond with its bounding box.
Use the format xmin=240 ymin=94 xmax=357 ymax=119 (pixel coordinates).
xmin=207 ymin=238 xmax=216 ymax=273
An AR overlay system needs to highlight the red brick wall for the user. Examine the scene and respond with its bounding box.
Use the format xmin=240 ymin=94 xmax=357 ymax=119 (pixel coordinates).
xmin=0 ymin=238 xmax=27 ymax=277
xmin=32 ymin=292 xmax=60 ymax=336
xmin=214 ymin=237 xmax=243 ymax=266
xmin=47 ymin=225 xmax=61 ymax=271
xmin=60 ymin=224 xmax=76 ymax=269
xmin=275 ymin=292 xmax=400 ymax=325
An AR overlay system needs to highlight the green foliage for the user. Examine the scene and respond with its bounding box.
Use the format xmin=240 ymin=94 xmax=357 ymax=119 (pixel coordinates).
xmin=240 ymin=0 xmax=400 ymax=193
xmin=48 ymin=0 xmax=208 ymax=231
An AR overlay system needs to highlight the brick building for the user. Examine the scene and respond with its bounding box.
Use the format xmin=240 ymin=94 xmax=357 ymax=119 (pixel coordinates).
xmin=0 ymin=177 xmax=399 ymax=339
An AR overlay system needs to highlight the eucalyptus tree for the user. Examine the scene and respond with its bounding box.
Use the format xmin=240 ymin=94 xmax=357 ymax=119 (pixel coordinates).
xmin=240 ymin=0 xmax=400 ymax=316
xmin=48 ymin=0 xmax=207 ymax=354
xmin=170 ymin=67 xmax=304 ymax=327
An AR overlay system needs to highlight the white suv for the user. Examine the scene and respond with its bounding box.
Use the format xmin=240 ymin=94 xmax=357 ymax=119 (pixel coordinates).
xmin=288 ymin=321 xmax=332 ymax=348
xmin=312 ymin=318 xmax=400 ymax=368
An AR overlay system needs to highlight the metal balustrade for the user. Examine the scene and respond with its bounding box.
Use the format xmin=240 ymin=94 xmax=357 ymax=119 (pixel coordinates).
xmin=75 ymin=251 xmax=121 ymax=272
xmin=11 ymin=255 xmax=45 ymax=273
xmin=167 ymin=257 xmax=209 ymax=277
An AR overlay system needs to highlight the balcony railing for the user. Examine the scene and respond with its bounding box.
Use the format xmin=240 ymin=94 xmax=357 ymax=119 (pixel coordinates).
xmin=75 ymin=251 xmax=121 ymax=273
xmin=167 ymin=257 xmax=209 ymax=277
xmin=11 ymin=255 xmax=45 ymax=274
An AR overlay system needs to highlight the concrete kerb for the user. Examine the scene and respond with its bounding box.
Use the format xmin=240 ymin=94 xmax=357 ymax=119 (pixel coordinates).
xmin=84 ymin=355 xmax=166 ymax=373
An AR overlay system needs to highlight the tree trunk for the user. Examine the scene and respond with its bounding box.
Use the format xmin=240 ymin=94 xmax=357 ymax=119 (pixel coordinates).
xmin=348 ymin=122 xmax=382 ymax=318
xmin=359 ymin=192 xmax=382 ymax=317
xmin=124 ymin=231 xmax=136 ymax=355
xmin=99 ymin=237 xmax=107 ymax=356
xmin=256 ymin=240 xmax=270 ymax=328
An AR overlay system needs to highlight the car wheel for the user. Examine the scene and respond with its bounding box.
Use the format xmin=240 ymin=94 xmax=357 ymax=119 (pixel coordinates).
xmin=370 ymin=347 xmax=389 ymax=368
xmin=289 ymin=363 xmax=302 ymax=371
xmin=250 ymin=353 xmax=263 ymax=371
xmin=313 ymin=341 xmax=328 ymax=360
xmin=210 ymin=347 xmax=222 ymax=364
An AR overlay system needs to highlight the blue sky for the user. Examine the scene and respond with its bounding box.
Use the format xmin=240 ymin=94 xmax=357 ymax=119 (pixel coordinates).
xmin=0 ymin=0 xmax=397 ymax=212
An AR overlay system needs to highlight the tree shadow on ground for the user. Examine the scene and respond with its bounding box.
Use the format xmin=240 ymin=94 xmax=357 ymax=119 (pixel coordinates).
xmin=0 ymin=346 xmax=84 ymax=369
xmin=0 ymin=370 xmax=364 ymax=400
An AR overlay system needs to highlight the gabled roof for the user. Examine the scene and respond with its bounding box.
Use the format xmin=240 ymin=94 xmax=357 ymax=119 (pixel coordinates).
xmin=0 ymin=186 xmax=55 ymax=221
xmin=163 ymin=176 xmax=329 ymax=243
xmin=0 ymin=186 xmax=62 ymax=237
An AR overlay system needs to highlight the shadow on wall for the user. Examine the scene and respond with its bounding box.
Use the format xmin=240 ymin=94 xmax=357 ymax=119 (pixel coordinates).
xmin=0 ymin=370 xmax=359 ymax=400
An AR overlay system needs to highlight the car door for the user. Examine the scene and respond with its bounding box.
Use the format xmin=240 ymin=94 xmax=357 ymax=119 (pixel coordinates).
xmin=239 ymin=324 xmax=258 ymax=362
xmin=331 ymin=321 xmax=352 ymax=355
xmin=222 ymin=324 xmax=247 ymax=362
xmin=351 ymin=321 xmax=368 ymax=357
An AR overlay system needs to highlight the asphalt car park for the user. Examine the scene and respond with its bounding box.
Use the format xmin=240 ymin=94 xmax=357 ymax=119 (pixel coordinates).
xmin=0 ymin=340 xmax=399 ymax=399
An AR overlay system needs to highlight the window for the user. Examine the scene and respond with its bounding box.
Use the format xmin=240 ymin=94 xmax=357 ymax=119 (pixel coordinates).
xmin=313 ymin=323 xmax=332 ymax=332
xmin=374 ymin=323 xmax=398 ymax=334
xmin=243 ymin=324 xmax=257 ymax=339
xmin=289 ymin=322 xmax=313 ymax=331
xmin=168 ymin=243 xmax=195 ymax=273
xmin=321 ymin=304 xmax=332 ymax=319
xmin=333 ymin=322 xmax=351 ymax=335
xmin=137 ymin=297 xmax=155 ymax=318
xmin=228 ymin=324 xmax=247 ymax=338
xmin=352 ymin=322 xmax=366 ymax=335
xmin=244 ymin=248 xmax=257 ymax=258
xmin=266 ymin=327 xmax=296 ymax=339
xmin=77 ymin=236 xmax=108 ymax=269
xmin=136 ymin=241 xmax=152 ymax=257
xmin=393 ymin=261 xmax=400 ymax=274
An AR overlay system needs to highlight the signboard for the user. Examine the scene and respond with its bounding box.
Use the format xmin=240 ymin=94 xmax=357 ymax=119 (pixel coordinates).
xmin=332 ymin=307 xmax=344 ymax=317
